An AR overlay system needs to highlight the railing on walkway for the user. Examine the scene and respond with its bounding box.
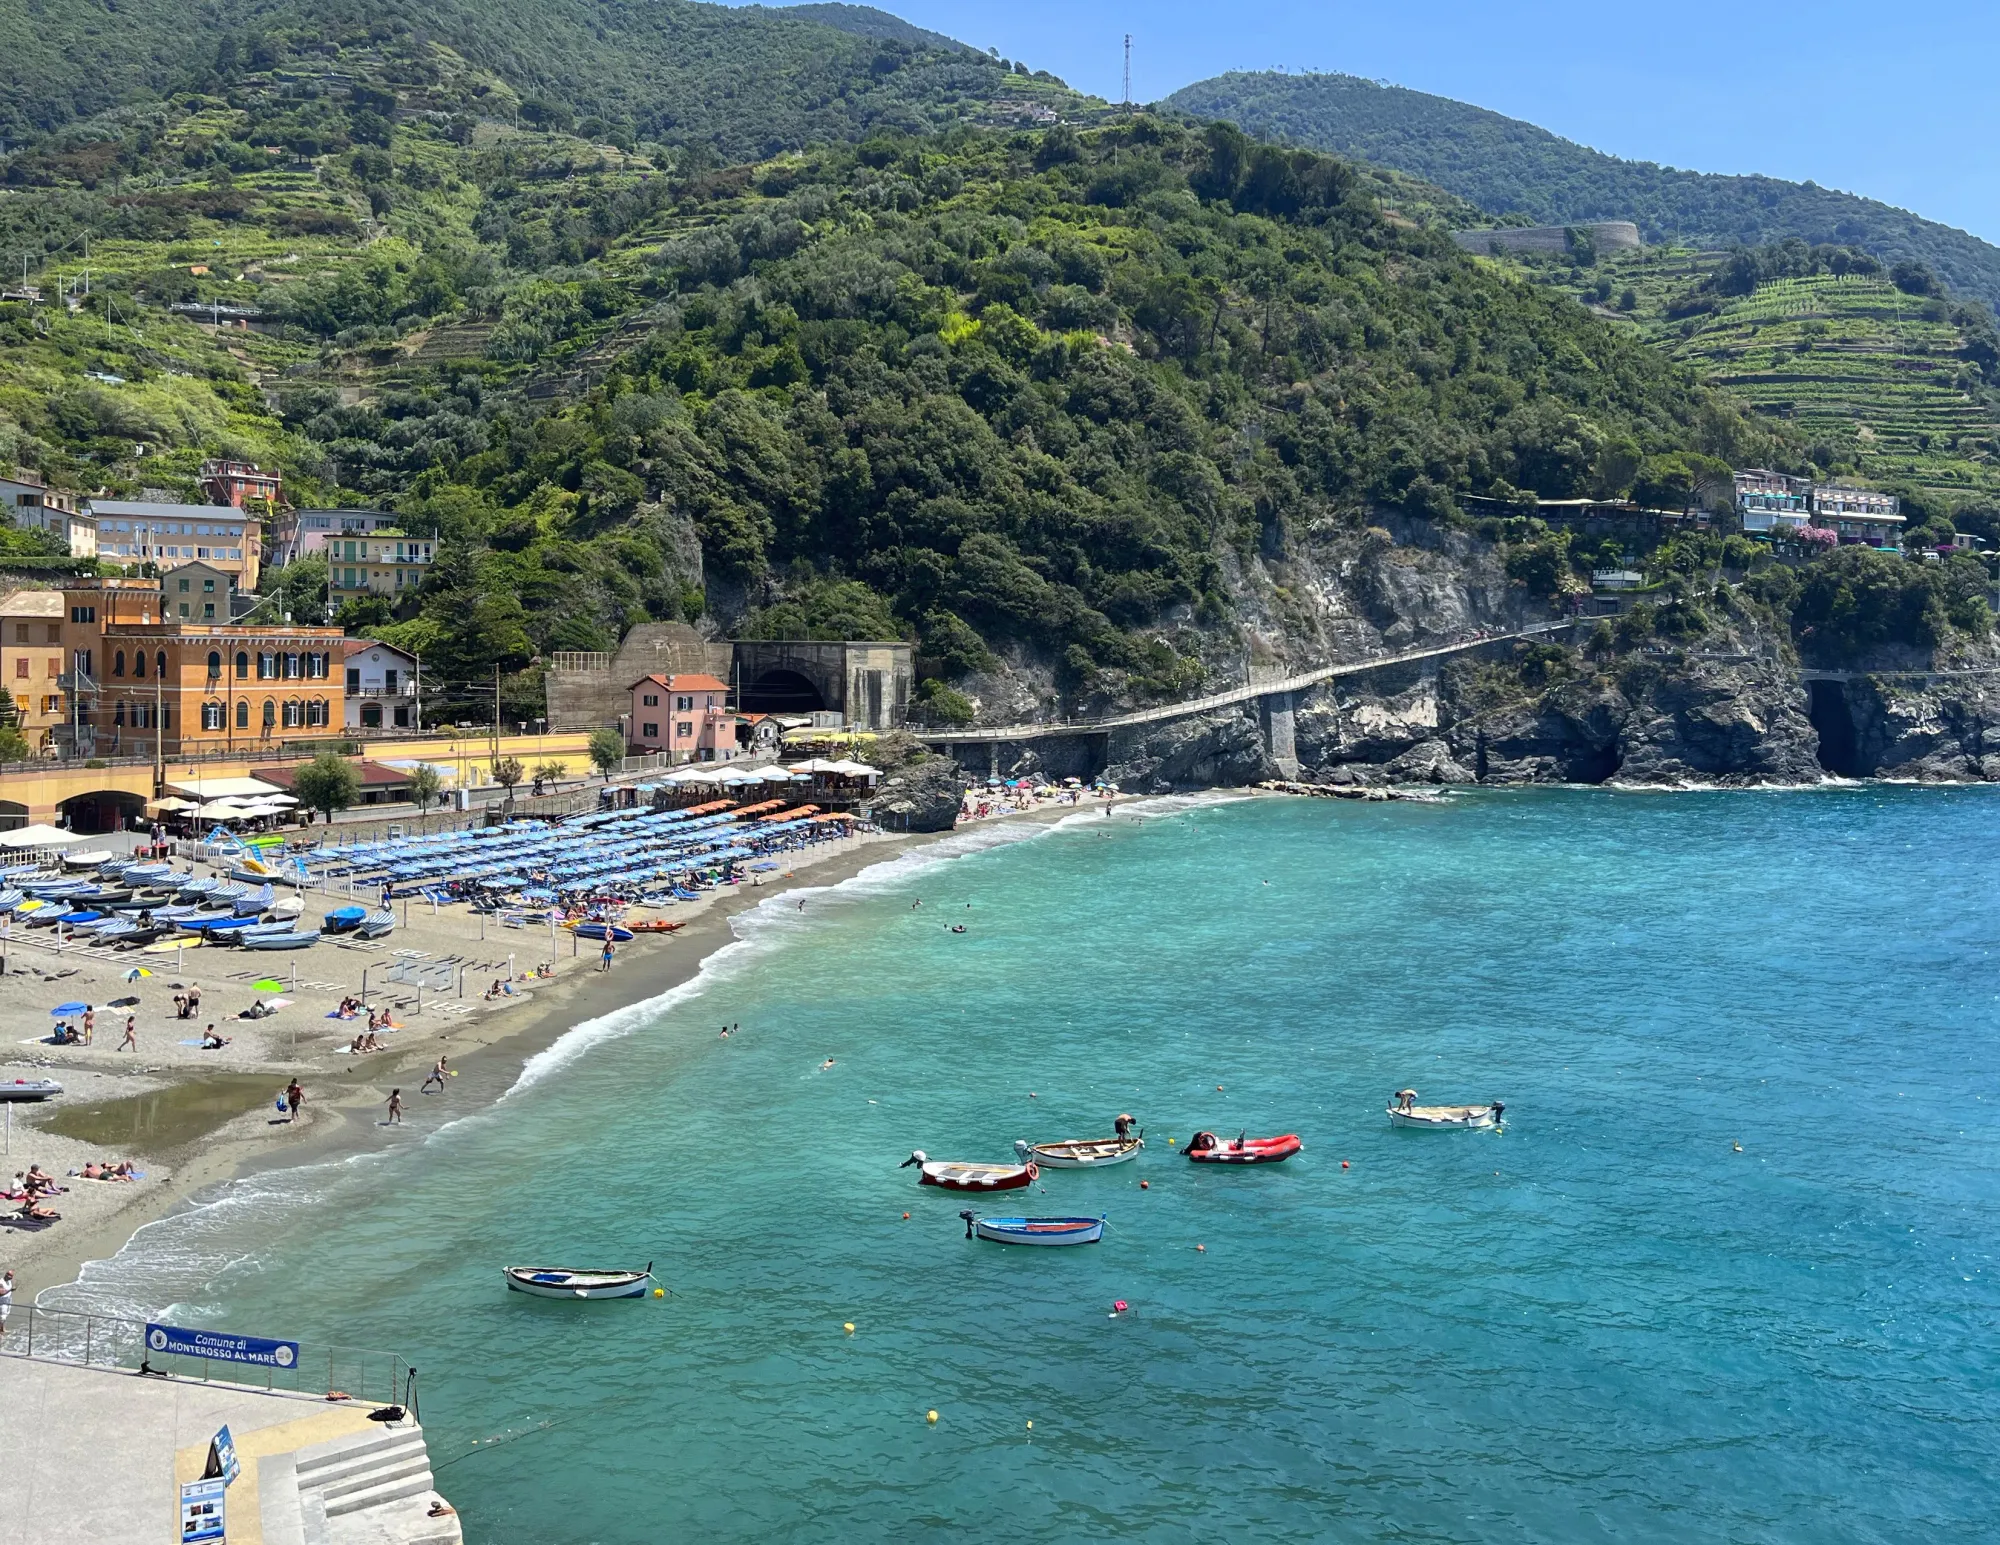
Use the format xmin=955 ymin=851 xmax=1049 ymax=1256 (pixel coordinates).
xmin=0 ymin=1303 xmax=414 ymax=1406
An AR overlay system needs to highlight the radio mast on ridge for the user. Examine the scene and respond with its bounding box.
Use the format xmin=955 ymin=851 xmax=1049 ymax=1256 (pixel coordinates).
xmin=1123 ymin=34 xmax=1132 ymax=106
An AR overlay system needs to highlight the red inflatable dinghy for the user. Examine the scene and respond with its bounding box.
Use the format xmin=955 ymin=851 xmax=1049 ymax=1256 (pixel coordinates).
xmin=1184 ymin=1130 xmax=1300 ymax=1165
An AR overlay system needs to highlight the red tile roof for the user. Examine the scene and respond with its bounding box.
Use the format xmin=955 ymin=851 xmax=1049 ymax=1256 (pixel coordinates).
xmin=628 ymin=673 xmax=729 ymax=693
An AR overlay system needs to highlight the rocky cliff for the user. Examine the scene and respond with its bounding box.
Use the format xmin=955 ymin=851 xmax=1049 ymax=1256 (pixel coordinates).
xmin=940 ymin=514 xmax=2000 ymax=793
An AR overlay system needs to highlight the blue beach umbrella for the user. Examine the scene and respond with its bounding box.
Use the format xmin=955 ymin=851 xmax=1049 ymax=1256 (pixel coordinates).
xmin=50 ymin=1001 xmax=88 ymax=1016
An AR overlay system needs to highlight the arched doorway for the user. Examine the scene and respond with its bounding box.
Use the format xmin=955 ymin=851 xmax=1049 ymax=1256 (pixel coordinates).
xmin=58 ymin=789 xmax=148 ymax=835
xmin=0 ymin=800 xmax=26 ymax=832
xmin=740 ymin=669 xmax=827 ymax=715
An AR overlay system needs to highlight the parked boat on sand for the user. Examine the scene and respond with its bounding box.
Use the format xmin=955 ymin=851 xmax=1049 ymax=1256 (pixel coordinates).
xmin=1184 ymin=1130 xmax=1301 ymax=1164
xmin=504 ymin=1263 xmax=654 ymax=1300
xmin=901 ymin=1150 xmax=1037 ymax=1191
xmin=0 ymin=1077 xmax=61 ymax=1102
xmin=960 ymin=1212 xmax=1104 ymax=1246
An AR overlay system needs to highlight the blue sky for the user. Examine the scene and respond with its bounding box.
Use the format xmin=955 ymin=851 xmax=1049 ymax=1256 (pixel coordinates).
xmin=772 ymin=1 xmax=2000 ymax=244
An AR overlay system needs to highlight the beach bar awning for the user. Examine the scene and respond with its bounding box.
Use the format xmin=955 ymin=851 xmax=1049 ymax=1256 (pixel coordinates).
xmin=167 ymin=776 xmax=289 ymax=800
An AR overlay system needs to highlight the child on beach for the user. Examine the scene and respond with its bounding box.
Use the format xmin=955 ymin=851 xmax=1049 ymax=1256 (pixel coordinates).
xmin=285 ymin=1079 xmax=304 ymax=1123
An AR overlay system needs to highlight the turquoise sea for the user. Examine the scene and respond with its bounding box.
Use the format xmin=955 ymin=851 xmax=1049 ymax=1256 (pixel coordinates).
xmin=55 ymin=789 xmax=2000 ymax=1543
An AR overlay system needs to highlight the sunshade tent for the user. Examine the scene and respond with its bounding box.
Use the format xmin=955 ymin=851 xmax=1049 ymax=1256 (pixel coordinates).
xmin=166 ymin=777 xmax=288 ymax=801
xmin=151 ymin=797 xmax=200 ymax=813
xmin=197 ymin=800 xmax=251 ymax=820
xmin=0 ymin=825 xmax=84 ymax=848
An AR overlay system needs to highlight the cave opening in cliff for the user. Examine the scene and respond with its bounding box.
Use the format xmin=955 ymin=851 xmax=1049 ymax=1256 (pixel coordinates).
xmin=1806 ymin=680 xmax=1863 ymax=776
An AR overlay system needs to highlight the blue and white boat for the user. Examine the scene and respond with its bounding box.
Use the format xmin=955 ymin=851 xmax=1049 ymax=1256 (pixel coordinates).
xmin=241 ymin=927 xmax=318 ymax=951
xmin=960 ymin=1213 xmax=1106 ymax=1246
xmin=322 ymin=905 xmax=367 ymax=934
xmin=503 ymin=1263 xmax=653 ymax=1300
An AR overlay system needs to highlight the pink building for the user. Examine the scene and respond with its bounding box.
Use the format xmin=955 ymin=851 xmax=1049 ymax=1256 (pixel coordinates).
xmin=629 ymin=673 xmax=739 ymax=760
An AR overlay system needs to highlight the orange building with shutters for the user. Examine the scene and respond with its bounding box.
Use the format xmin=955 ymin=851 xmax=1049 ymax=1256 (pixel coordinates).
xmin=55 ymin=577 xmax=344 ymax=759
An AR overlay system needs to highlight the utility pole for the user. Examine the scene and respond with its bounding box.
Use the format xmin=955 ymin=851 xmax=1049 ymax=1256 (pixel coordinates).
xmin=1123 ymin=34 xmax=1132 ymax=107
xmin=491 ymin=663 xmax=500 ymax=774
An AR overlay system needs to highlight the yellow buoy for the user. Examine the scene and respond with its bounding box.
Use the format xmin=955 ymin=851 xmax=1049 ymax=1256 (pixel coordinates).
xmin=844 ymin=1322 xmax=855 ymax=1334
xmin=1025 ymin=1420 xmax=1033 ymax=1431
xmin=653 ymin=1287 xmax=665 ymax=1298
xmin=926 ymin=1409 xmax=939 ymax=1424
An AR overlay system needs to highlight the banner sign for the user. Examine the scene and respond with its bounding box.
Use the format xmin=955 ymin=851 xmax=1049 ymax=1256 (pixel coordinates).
xmin=204 ymin=1424 xmax=240 ymax=1487
xmin=179 ymin=1477 xmax=225 ymax=1542
xmin=147 ymin=1322 xmax=299 ymax=1369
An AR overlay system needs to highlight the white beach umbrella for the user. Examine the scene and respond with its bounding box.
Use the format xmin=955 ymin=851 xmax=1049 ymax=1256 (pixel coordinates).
xmin=0 ymin=824 xmax=84 ymax=848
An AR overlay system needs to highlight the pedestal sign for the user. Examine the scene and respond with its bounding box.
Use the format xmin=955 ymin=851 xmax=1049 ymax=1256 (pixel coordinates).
xmin=178 ymin=1476 xmax=225 ymax=1541
xmin=204 ymin=1424 xmax=240 ymax=1486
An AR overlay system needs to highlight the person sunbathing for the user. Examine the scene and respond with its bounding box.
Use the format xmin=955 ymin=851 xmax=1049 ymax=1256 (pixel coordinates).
xmin=484 ymin=980 xmax=503 ymax=1000
xmin=200 ymin=1026 xmax=232 ymax=1050
xmin=348 ymin=1033 xmax=366 ymax=1055
xmin=16 ymin=1199 xmax=60 ymax=1222
xmin=79 ymin=1162 xmax=104 ymax=1179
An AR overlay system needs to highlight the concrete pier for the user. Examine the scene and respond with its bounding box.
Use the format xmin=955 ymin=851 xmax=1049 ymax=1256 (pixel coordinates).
xmin=0 ymin=1356 xmax=459 ymax=1544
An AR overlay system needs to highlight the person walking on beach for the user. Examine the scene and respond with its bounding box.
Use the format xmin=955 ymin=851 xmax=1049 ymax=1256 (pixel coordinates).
xmin=421 ymin=1056 xmax=448 ymax=1094
xmin=385 ymin=1088 xmax=404 ymax=1125
xmin=81 ymin=1007 xmax=93 ymax=1045
xmin=285 ymin=1078 xmax=304 ymax=1123
xmin=0 ymin=1268 xmax=12 ymax=1337
xmin=187 ymin=983 xmax=200 ymax=1018
xmin=599 ymin=938 xmax=615 ymax=972
xmin=118 ymin=1015 xmax=136 ymax=1052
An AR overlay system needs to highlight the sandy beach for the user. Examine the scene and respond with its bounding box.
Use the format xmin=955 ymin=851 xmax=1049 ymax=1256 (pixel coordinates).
xmin=0 ymin=795 xmax=1099 ymax=1303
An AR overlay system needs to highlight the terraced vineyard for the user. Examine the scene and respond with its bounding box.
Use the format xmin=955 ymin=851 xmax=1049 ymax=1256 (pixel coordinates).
xmin=1525 ymin=248 xmax=2000 ymax=499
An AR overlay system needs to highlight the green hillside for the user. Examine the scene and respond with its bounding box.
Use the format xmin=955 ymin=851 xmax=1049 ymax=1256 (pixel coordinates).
xmin=1161 ymin=71 xmax=2000 ymax=314
xmin=0 ymin=0 xmax=1094 ymax=156
xmin=0 ymin=63 xmax=1785 ymax=714
xmin=1514 ymin=244 xmax=2000 ymax=501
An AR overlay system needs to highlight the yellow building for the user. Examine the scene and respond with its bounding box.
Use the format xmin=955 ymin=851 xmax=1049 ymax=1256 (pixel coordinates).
xmin=0 ymin=588 xmax=66 ymax=750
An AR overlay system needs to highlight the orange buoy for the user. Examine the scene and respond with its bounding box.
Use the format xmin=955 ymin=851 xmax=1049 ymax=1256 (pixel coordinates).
xmin=902 ymin=1212 xmax=910 ymax=1219
xmin=1139 ymin=1179 xmax=1149 ymax=1189
xmin=1341 ymin=1160 xmax=1350 ymax=1169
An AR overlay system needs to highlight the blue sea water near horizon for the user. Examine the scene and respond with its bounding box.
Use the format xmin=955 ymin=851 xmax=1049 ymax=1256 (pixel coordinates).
xmin=48 ymin=789 xmax=2000 ymax=1542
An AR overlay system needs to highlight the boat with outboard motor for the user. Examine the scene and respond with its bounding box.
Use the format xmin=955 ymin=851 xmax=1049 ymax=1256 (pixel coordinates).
xmin=1184 ymin=1130 xmax=1302 ymax=1164
xmin=503 ymin=1262 xmax=654 ymax=1300
xmin=1014 ymin=1134 xmax=1144 ymax=1169
xmin=1386 ymin=1092 xmax=1504 ymax=1129
xmin=959 ymin=1212 xmax=1104 ymax=1246
xmin=902 ymin=1150 xmax=1037 ymax=1191
xmin=0 ymin=1076 xmax=61 ymax=1102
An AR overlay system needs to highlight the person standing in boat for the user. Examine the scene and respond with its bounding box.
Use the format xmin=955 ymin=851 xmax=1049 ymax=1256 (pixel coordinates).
xmin=1115 ymin=1113 xmax=1137 ymax=1142
xmin=1394 ymin=1089 xmax=1417 ymax=1114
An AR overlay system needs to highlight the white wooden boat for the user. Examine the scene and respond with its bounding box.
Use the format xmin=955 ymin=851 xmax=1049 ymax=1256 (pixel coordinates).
xmin=1013 ymin=1135 xmax=1143 ymax=1169
xmin=0 ymin=1077 xmax=61 ymax=1103
xmin=960 ymin=1212 xmax=1104 ymax=1246
xmin=504 ymin=1263 xmax=653 ymax=1300
xmin=1386 ymin=1096 xmax=1504 ymax=1129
